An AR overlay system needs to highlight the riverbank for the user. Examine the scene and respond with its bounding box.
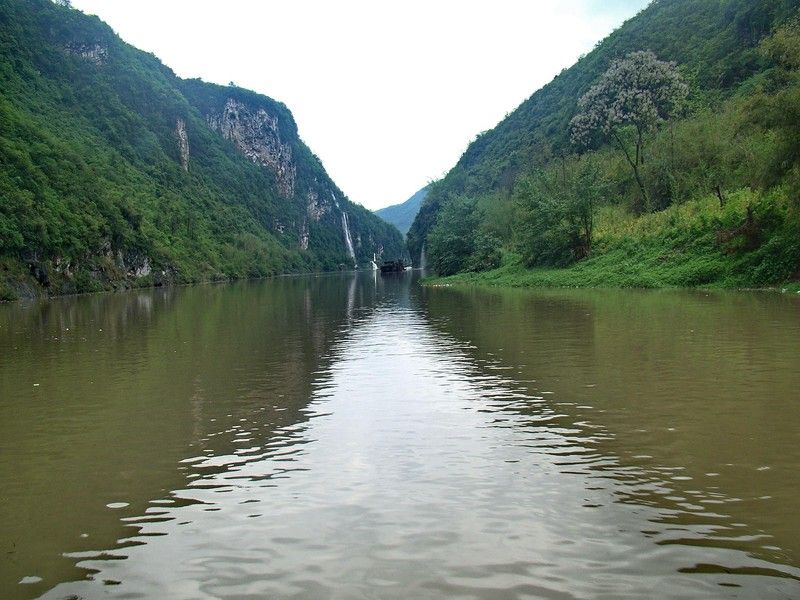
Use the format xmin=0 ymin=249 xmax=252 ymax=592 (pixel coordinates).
xmin=0 ymin=258 xmax=367 ymax=303
xmin=424 ymin=189 xmax=800 ymax=293
xmin=0 ymin=256 xmax=182 ymax=302
xmin=425 ymin=259 xmax=800 ymax=293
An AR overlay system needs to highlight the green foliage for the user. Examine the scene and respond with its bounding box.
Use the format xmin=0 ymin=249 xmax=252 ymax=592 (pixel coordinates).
xmin=0 ymin=283 xmax=18 ymax=302
xmin=760 ymin=18 xmax=800 ymax=68
xmin=746 ymin=20 xmax=800 ymax=198
xmin=428 ymin=189 xmax=799 ymax=290
xmin=514 ymin=155 xmax=603 ymax=267
xmin=427 ymin=198 xmax=478 ymax=276
xmin=427 ymin=197 xmax=500 ymax=276
xmin=466 ymin=232 xmax=502 ymax=273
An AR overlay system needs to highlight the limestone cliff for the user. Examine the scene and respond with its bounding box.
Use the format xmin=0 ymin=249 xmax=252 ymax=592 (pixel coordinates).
xmin=64 ymin=42 xmax=108 ymax=65
xmin=175 ymin=118 xmax=189 ymax=171
xmin=207 ymin=98 xmax=296 ymax=198
xmin=184 ymin=82 xmax=402 ymax=267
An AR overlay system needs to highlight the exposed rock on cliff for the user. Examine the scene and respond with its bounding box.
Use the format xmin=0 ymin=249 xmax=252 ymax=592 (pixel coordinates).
xmin=175 ymin=118 xmax=189 ymax=171
xmin=299 ymin=218 xmax=310 ymax=251
xmin=64 ymin=42 xmax=108 ymax=65
xmin=207 ymin=98 xmax=296 ymax=198
xmin=306 ymin=189 xmax=328 ymax=221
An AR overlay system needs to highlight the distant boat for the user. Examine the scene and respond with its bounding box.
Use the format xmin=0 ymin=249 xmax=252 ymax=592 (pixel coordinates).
xmin=379 ymin=259 xmax=406 ymax=274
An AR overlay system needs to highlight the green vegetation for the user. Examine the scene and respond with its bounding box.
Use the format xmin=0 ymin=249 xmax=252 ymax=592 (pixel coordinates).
xmin=429 ymin=187 xmax=799 ymax=290
xmin=426 ymin=197 xmax=501 ymax=275
xmin=569 ymin=50 xmax=688 ymax=211
xmin=411 ymin=0 xmax=800 ymax=290
xmin=513 ymin=155 xmax=602 ymax=266
xmin=0 ymin=0 xmax=403 ymax=298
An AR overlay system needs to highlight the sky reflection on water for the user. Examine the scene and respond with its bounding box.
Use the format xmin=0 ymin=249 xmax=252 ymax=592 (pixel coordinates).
xmin=1 ymin=274 xmax=799 ymax=598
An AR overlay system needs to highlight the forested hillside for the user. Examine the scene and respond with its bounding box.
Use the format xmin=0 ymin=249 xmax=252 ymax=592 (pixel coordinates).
xmin=0 ymin=0 xmax=403 ymax=299
xmin=410 ymin=0 xmax=800 ymax=289
xmin=375 ymin=186 xmax=428 ymax=236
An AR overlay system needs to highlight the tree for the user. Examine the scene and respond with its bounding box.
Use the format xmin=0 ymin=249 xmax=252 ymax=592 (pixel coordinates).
xmin=427 ymin=197 xmax=500 ymax=275
xmin=513 ymin=155 xmax=603 ymax=267
xmin=750 ymin=20 xmax=800 ymax=198
xmin=570 ymin=50 xmax=688 ymax=212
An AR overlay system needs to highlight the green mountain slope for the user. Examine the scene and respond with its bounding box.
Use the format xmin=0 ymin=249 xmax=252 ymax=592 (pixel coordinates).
xmin=0 ymin=0 xmax=403 ymax=299
xmin=375 ymin=186 xmax=428 ymax=236
xmin=408 ymin=0 xmax=800 ymax=288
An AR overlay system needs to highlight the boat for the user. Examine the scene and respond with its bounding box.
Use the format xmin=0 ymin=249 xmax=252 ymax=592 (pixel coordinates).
xmin=379 ymin=259 xmax=406 ymax=274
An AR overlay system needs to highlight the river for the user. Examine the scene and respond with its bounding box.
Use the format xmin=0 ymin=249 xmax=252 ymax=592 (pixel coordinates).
xmin=1 ymin=272 xmax=799 ymax=598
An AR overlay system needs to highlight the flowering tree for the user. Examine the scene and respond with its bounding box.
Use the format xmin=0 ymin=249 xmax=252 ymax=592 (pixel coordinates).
xmin=570 ymin=50 xmax=688 ymax=210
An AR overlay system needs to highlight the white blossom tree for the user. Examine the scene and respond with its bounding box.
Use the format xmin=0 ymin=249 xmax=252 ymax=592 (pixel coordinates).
xmin=570 ymin=50 xmax=688 ymax=210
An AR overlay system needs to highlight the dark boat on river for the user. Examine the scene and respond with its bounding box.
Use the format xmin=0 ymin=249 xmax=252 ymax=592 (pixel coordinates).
xmin=380 ymin=259 xmax=406 ymax=274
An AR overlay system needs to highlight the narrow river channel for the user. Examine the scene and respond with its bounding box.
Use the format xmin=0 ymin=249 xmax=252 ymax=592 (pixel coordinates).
xmin=1 ymin=272 xmax=799 ymax=598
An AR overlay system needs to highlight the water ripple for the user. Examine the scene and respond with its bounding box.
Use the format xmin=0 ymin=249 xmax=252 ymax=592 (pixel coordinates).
xmin=3 ymin=276 xmax=797 ymax=598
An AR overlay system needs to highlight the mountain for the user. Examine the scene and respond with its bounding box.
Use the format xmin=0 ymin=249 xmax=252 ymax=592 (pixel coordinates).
xmin=375 ymin=186 xmax=428 ymax=236
xmin=408 ymin=0 xmax=800 ymax=288
xmin=0 ymin=0 xmax=404 ymax=299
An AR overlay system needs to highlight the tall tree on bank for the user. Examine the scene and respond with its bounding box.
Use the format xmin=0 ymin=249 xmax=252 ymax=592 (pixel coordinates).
xmin=570 ymin=51 xmax=688 ymax=212
xmin=753 ymin=19 xmax=800 ymax=199
xmin=514 ymin=154 xmax=603 ymax=267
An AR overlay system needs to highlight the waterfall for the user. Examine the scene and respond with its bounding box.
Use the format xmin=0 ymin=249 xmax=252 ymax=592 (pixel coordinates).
xmin=419 ymin=243 xmax=427 ymax=271
xmin=341 ymin=212 xmax=357 ymax=268
xmin=370 ymin=253 xmax=378 ymax=271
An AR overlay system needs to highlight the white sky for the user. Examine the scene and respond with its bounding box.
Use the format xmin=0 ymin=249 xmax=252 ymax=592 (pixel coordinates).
xmin=70 ymin=0 xmax=650 ymax=210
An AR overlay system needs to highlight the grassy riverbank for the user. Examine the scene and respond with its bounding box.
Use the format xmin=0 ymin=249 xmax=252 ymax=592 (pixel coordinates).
xmin=425 ymin=188 xmax=800 ymax=292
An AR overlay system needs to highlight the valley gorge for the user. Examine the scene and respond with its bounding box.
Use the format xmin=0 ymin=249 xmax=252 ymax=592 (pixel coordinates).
xmin=0 ymin=0 xmax=403 ymax=300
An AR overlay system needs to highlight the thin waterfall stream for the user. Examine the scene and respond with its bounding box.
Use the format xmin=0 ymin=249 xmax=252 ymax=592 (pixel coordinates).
xmin=341 ymin=212 xmax=356 ymax=268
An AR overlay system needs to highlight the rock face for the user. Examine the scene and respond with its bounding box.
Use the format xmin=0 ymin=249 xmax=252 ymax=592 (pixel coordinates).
xmin=130 ymin=257 xmax=152 ymax=278
xmin=64 ymin=42 xmax=108 ymax=65
xmin=207 ymin=98 xmax=296 ymax=198
xmin=175 ymin=118 xmax=189 ymax=171
xmin=306 ymin=189 xmax=328 ymax=221
xmin=182 ymin=84 xmax=404 ymax=264
xmin=299 ymin=218 xmax=310 ymax=251
xmin=201 ymin=98 xmax=376 ymax=259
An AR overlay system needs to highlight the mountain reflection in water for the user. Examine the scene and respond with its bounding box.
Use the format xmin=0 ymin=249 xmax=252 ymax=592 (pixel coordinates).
xmin=1 ymin=273 xmax=798 ymax=598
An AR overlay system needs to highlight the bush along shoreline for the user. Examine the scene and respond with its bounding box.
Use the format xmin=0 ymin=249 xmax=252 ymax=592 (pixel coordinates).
xmin=423 ymin=187 xmax=800 ymax=293
xmin=410 ymin=6 xmax=800 ymax=291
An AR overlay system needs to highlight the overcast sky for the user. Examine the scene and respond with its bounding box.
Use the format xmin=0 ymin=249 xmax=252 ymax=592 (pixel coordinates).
xmin=71 ymin=0 xmax=650 ymax=210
